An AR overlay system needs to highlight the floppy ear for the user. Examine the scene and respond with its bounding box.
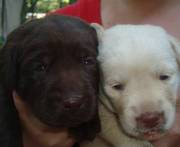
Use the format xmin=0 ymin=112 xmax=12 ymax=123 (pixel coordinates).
xmin=168 ymin=35 xmax=180 ymax=65
xmin=0 ymin=42 xmax=19 ymax=92
xmin=0 ymin=45 xmax=22 ymax=147
xmin=91 ymin=23 xmax=104 ymax=42
xmin=91 ymin=24 xmax=116 ymax=112
xmin=99 ymin=85 xmax=116 ymax=113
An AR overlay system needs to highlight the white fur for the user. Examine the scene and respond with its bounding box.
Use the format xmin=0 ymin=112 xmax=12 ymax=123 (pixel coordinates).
xmin=82 ymin=25 xmax=180 ymax=147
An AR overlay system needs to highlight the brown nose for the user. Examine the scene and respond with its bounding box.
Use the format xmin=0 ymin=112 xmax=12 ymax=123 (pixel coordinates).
xmin=63 ymin=97 xmax=83 ymax=109
xmin=136 ymin=112 xmax=165 ymax=129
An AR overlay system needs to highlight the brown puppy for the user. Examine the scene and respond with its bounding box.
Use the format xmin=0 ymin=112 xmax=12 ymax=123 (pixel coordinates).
xmin=0 ymin=15 xmax=100 ymax=147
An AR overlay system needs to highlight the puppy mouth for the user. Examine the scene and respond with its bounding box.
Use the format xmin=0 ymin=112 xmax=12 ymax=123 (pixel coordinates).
xmin=125 ymin=127 xmax=166 ymax=141
xmin=125 ymin=123 xmax=167 ymax=141
xmin=137 ymin=123 xmax=166 ymax=141
xmin=140 ymin=129 xmax=166 ymax=141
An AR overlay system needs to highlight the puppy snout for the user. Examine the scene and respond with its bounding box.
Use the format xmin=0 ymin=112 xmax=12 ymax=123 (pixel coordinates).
xmin=136 ymin=112 xmax=165 ymax=129
xmin=63 ymin=96 xmax=83 ymax=109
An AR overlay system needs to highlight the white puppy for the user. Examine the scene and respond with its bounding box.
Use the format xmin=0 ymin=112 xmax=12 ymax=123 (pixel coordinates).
xmin=82 ymin=25 xmax=180 ymax=147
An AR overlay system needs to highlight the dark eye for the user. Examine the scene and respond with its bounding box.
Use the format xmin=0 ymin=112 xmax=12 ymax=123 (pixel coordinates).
xmin=112 ymin=84 xmax=125 ymax=91
xmin=81 ymin=56 xmax=96 ymax=65
xmin=159 ymin=75 xmax=170 ymax=80
xmin=34 ymin=62 xmax=47 ymax=72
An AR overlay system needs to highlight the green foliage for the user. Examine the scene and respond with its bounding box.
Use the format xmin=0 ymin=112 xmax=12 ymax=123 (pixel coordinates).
xmin=21 ymin=0 xmax=77 ymax=23
xmin=27 ymin=0 xmax=77 ymax=13
xmin=21 ymin=0 xmax=40 ymax=23
xmin=36 ymin=0 xmax=60 ymax=13
xmin=69 ymin=0 xmax=76 ymax=4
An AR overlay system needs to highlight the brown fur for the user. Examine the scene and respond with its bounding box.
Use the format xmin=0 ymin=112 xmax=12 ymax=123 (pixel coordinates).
xmin=0 ymin=15 xmax=100 ymax=147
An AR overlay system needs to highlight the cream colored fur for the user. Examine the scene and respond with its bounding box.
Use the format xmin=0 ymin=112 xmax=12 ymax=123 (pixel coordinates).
xmin=82 ymin=24 xmax=180 ymax=147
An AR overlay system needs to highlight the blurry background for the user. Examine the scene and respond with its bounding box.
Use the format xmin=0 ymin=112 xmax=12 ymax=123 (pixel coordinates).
xmin=0 ymin=0 xmax=77 ymax=47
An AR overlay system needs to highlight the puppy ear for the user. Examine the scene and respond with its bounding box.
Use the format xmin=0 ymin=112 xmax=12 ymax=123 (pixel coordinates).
xmin=91 ymin=23 xmax=104 ymax=42
xmin=99 ymin=88 xmax=116 ymax=113
xmin=0 ymin=44 xmax=18 ymax=91
xmin=169 ymin=35 xmax=180 ymax=65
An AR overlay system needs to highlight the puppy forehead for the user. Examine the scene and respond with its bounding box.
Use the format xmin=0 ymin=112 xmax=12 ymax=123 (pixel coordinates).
xmin=20 ymin=32 xmax=97 ymax=62
xmin=98 ymin=25 xmax=179 ymax=82
xmin=99 ymin=25 xmax=177 ymax=69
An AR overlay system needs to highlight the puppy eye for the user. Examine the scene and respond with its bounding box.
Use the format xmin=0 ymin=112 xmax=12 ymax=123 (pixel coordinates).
xmin=81 ymin=56 xmax=95 ymax=65
xmin=112 ymin=84 xmax=125 ymax=91
xmin=159 ymin=75 xmax=170 ymax=80
xmin=34 ymin=63 xmax=47 ymax=72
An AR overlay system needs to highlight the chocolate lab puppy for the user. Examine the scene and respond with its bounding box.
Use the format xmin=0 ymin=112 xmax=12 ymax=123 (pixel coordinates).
xmin=0 ymin=15 xmax=100 ymax=147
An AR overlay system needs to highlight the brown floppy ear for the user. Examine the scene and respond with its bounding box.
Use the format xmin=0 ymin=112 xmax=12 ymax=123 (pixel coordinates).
xmin=91 ymin=23 xmax=104 ymax=42
xmin=169 ymin=35 xmax=180 ymax=65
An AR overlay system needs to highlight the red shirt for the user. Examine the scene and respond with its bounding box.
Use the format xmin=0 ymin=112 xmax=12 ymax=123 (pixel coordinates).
xmin=52 ymin=0 xmax=101 ymax=24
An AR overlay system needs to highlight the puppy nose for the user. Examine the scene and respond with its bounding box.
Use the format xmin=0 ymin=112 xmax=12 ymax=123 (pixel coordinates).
xmin=136 ymin=112 xmax=165 ymax=129
xmin=63 ymin=97 xmax=83 ymax=109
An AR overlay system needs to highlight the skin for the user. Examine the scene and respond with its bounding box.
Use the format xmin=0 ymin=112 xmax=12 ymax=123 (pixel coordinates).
xmin=101 ymin=0 xmax=180 ymax=39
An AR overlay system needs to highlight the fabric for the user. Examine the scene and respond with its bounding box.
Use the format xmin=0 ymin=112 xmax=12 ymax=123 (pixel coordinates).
xmin=52 ymin=0 xmax=101 ymax=24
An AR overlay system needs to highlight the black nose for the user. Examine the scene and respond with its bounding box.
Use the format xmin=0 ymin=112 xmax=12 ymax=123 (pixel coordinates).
xmin=136 ymin=112 xmax=165 ymax=129
xmin=63 ymin=96 xmax=83 ymax=109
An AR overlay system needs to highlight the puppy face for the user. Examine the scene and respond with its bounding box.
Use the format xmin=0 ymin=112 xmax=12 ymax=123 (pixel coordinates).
xmin=97 ymin=25 xmax=180 ymax=141
xmin=0 ymin=15 xmax=100 ymax=141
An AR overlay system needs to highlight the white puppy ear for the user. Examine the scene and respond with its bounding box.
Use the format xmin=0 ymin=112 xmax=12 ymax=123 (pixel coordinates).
xmin=91 ymin=23 xmax=104 ymax=42
xmin=169 ymin=35 xmax=180 ymax=65
xmin=99 ymin=88 xmax=116 ymax=113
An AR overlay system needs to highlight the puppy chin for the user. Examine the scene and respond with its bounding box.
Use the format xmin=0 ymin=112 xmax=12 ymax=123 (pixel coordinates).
xmin=37 ymin=109 xmax=96 ymax=128
xmin=121 ymin=125 xmax=166 ymax=141
xmin=33 ymin=100 xmax=97 ymax=128
xmin=140 ymin=131 xmax=166 ymax=141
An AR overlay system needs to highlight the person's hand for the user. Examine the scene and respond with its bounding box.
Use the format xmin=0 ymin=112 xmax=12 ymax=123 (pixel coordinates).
xmin=13 ymin=91 xmax=76 ymax=147
xmin=152 ymin=97 xmax=180 ymax=147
